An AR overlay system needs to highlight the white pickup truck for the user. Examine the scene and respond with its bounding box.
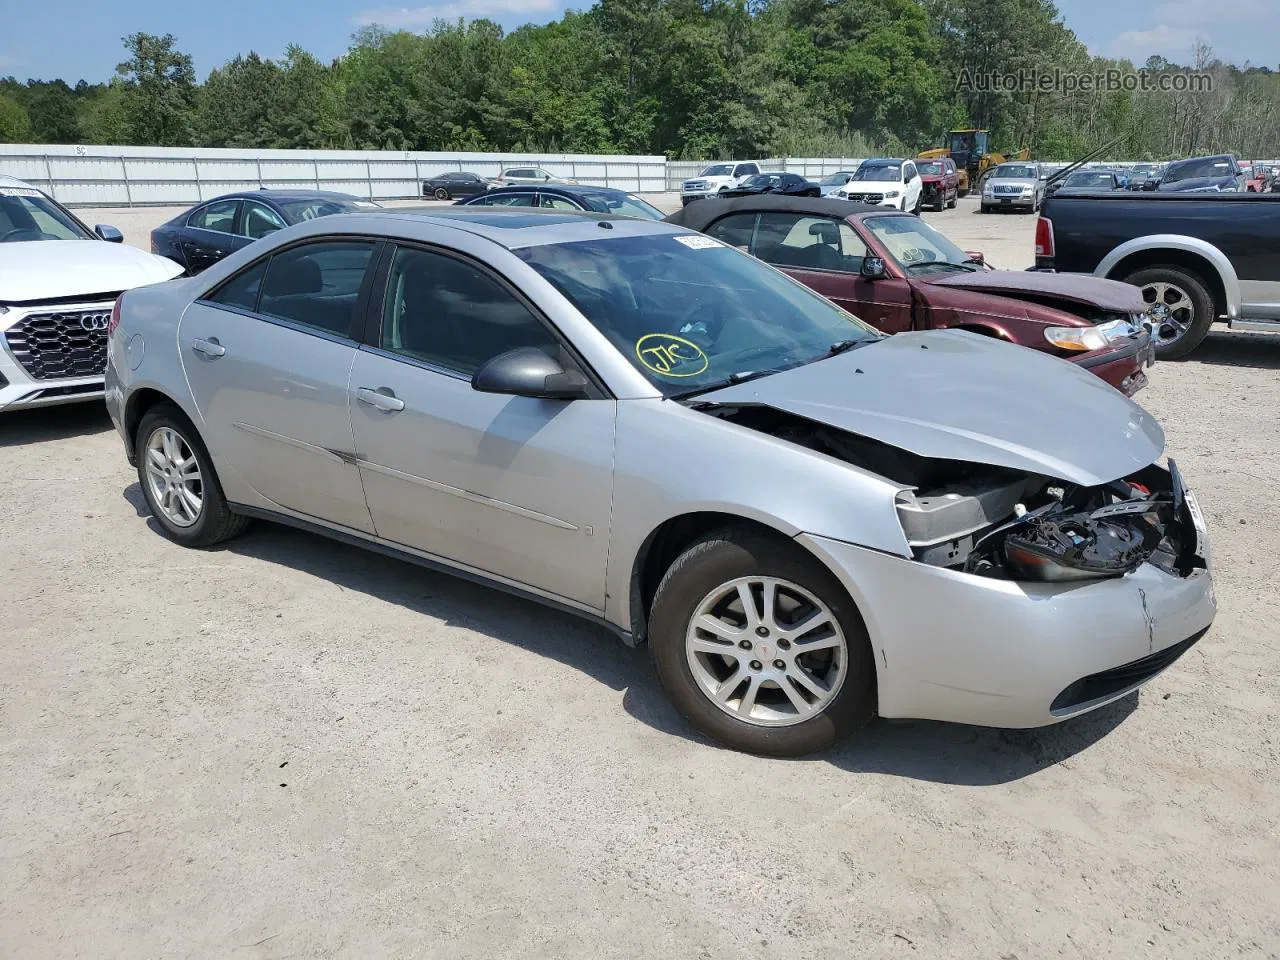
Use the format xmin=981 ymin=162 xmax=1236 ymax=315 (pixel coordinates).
xmin=0 ymin=175 xmax=183 ymax=412
xmin=680 ymin=161 xmax=763 ymax=205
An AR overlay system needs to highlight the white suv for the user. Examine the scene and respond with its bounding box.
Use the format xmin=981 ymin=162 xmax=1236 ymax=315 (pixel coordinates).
xmin=837 ymin=159 xmax=924 ymax=213
xmin=680 ymin=162 xmax=762 ymax=205
xmin=0 ymin=175 xmax=183 ymax=412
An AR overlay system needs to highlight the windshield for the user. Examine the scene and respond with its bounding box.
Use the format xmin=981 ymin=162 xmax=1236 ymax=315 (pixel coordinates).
xmin=516 ymin=234 xmax=879 ymax=397
xmin=700 ymin=164 xmax=734 ymax=177
xmin=820 ymin=172 xmax=854 ymax=186
xmin=0 ymin=187 xmax=94 ymax=242
xmin=1164 ymin=157 xmax=1232 ymax=182
xmin=277 ymin=197 xmax=381 ymax=221
xmin=1065 ymin=172 xmax=1114 ymax=188
xmin=993 ymin=164 xmax=1036 ymax=180
xmin=863 ymin=216 xmax=974 ymax=275
xmin=852 ymin=165 xmax=901 ymax=182
xmin=917 ymin=162 xmax=944 ymax=176
xmin=579 ymin=193 xmax=664 ymax=221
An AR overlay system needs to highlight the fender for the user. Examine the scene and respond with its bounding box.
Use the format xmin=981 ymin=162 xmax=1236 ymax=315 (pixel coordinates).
xmin=1094 ymin=233 xmax=1240 ymax=319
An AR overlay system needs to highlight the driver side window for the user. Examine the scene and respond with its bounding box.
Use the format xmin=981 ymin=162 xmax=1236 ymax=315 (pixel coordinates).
xmin=241 ymin=200 xmax=287 ymax=240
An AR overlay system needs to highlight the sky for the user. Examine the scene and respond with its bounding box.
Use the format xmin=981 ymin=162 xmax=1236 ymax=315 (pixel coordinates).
xmin=0 ymin=0 xmax=1274 ymax=86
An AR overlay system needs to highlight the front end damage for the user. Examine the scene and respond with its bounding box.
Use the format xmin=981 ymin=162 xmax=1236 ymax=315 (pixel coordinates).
xmin=700 ymin=402 xmax=1215 ymax=727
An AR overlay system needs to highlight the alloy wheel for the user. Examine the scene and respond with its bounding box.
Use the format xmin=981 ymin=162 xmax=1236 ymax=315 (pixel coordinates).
xmin=1141 ymin=281 xmax=1195 ymax=346
xmin=685 ymin=576 xmax=847 ymax=727
xmin=144 ymin=426 xmax=204 ymax=528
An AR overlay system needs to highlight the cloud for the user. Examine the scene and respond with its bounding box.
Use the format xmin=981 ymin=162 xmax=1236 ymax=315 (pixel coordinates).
xmin=0 ymin=55 xmax=13 ymax=68
xmin=1154 ymin=0 xmax=1269 ymax=25
xmin=355 ymin=0 xmax=558 ymax=28
xmin=1110 ymin=24 xmax=1200 ymax=60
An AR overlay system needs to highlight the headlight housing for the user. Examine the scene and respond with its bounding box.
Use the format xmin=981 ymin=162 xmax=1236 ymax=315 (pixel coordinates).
xmin=884 ymin=190 xmax=900 ymax=198
xmin=1044 ymin=318 xmax=1136 ymax=352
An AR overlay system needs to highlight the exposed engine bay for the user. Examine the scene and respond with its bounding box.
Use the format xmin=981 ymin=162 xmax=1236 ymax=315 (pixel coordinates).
xmin=700 ymin=404 xmax=1204 ymax=583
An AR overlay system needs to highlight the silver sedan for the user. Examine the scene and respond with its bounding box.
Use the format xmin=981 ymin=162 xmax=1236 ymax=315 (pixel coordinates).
xmin=105 ymin=209 xmax=1215 ymax=756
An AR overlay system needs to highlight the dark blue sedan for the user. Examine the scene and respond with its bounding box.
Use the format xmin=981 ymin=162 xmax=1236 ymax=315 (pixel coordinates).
xmin=150 ymin=190 xmax=381 ymax=274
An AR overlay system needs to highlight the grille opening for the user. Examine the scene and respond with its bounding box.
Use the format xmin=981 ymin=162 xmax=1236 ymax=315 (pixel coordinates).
xmin=1050 ymin=628 xmax=1208 ymax=714
xmin=4 ymin=309 xmax=112 ymax=380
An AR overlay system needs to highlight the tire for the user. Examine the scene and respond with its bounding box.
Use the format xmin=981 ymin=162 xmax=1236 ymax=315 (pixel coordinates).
xmin=135 ymin=402 xmax=250 ymax=548
xmin=912 ymin=191 xmax=923 ymax=215
xmin=1122 ymin=266 xmax=1216 ymax=360
xmin=947 ymin=191 xmax=958 ymax=209
xmin=648 ymin=527 xmax=877 ymax=757
xmin=433 ymin=187 xmax=450 ymax=201
xmin=979 ymin=204 xmax=988 ymax=214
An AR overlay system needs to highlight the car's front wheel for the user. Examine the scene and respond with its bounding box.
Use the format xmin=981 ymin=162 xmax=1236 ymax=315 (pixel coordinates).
xmin=136 ymin=403 xmax=249 ymax=548
xmin=649 ymin=528 xmax=876 ymax=757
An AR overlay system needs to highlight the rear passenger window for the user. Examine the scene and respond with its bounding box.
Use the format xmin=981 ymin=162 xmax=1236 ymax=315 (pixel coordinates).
xmin=208 ymin=259 xmax=267 ymax=311
xmin=257 ymin=241 xmax=376 ymax=338
xmin=753 ymin=213 xmax=867 ymax=273
xmin=380 ymin=246 xmax=560 ymax=375
xmin=188 ymin=200 xmax=239 ymax=233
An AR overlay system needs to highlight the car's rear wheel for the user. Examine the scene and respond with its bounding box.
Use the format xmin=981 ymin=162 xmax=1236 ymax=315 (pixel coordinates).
xmin=136 ymin=403 xmax=249 ymax=548
xmin=433 ymin=187 xmax=450 ymax=201
xmin=649 ymin=528 xmax=876 ymax=757
xmin=1124 ymin=266 xmax=1215 ymax=360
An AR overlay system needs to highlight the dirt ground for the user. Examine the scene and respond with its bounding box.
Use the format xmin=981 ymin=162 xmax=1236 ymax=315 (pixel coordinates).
xmin=2 ymin=198 xmax=1278 ymax=959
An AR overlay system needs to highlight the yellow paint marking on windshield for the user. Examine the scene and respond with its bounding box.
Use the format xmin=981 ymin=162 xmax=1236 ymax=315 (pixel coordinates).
xmin=635 ymin=333 xmax=709 ymax=378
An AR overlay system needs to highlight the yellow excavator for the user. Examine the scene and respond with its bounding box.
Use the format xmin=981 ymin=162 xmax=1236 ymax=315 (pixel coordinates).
xmin=918 ymin=129 xmax=1031 ymax=197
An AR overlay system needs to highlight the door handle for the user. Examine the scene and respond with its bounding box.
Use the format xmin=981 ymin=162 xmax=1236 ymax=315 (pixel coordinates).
xmin=192 ymin=337 xmax=226 ymax=358
xmin=356 ymin=386 xmax=405 ymax=412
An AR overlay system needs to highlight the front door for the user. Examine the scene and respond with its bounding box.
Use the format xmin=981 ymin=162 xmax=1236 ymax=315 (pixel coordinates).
xmin=348 ymin=244 xmax=616 ymax=610
xmin=701 ymin=210 xmax=914 ymax=333
xmin=178 ymin=238 xmax=379 ymax=532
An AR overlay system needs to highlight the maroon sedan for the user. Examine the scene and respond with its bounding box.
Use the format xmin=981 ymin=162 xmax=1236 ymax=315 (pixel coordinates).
xmin=666 ymin=195 xmax=1154 ymax=396
xmin=917 ymin=158 xmax=960 ymax=210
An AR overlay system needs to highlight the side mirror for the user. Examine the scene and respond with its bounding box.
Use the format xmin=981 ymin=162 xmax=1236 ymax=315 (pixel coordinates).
xmin=472 ymin=347 xmax=589 ymax=400
xmin=860 ymin=256 xmax=888 ymax=280
xmin=965 ymin=250 xmax=985 ymax=266
xmin=95 ymin=224 xmax=124 ymax=243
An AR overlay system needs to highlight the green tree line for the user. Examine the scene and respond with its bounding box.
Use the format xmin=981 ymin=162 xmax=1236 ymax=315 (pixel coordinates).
xmin=2 ymin=0 xmax=1278 ymax=160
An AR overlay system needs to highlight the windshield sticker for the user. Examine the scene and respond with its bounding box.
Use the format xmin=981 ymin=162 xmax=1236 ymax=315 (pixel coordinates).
xmin=0 ymin=187 xmax=43 ymax=197
xmin=673 ymin=235 xmax=722 ymax=250
xmin=635 ymin=333 xmax=709 ymax=377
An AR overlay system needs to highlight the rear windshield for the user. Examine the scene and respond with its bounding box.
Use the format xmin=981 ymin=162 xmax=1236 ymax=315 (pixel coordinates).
xmin=0 ymin=187 xmax=94 ymax=242
xmin=516 ymin=233 xmax=877 ymax=397
xmin=276 ymin=197 xmax=381 ymax=221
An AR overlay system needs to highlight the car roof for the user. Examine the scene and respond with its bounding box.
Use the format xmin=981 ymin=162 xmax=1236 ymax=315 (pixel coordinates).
xmin=207 ymin=189 xmax=368 ymax=203
xmin=0 ymin=174 xmax=39 ymax=190
xmin=861 ymin=158 xmax=905 ymax=166
xmin=663 ymin=193 xmax=890 ymax=231
xmin=481 ymin=184 xmax=632 ymax=199
xmin=346 ymin=207 xmax=681 ymax=249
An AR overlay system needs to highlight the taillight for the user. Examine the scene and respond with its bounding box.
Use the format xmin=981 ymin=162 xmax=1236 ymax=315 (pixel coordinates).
xmin=108 ymin=295 xmax=123 ymax=336
xmin=1034 ymin=216 xmax=1055 ymax=258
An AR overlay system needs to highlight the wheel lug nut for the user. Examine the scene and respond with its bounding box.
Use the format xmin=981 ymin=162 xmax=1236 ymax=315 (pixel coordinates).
xmin=773 ymin=659 xmax=785 ymax=670
xmin=777 ymin=639 xmax=790 ymax=650
xmin=739 ymin=639 xmax=752 ymax=650
xmin=749 ymin=660 xmax=762 ymax=671
xmin=755 ymin=626 xmax=769 ymax=637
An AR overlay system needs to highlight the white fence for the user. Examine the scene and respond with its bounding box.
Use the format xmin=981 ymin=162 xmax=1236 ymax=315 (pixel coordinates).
xmin=0 ymin=144 xmax=669 ymax=207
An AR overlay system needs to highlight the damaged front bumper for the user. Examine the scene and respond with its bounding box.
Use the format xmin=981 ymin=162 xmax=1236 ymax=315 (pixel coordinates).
xmin=1072 ymin=329 xmax=1156 ymax=396
xmin=799 ymin=471 xmax=1215 ymax=729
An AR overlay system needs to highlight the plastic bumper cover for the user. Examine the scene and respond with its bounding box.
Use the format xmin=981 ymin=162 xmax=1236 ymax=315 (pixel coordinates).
xmin=797 ymin=533 xmax=1215 ymax=729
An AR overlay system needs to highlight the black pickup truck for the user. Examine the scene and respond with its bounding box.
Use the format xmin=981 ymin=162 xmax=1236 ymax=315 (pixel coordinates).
xmin=1034 ymin=191 xmax=1280 ymax=357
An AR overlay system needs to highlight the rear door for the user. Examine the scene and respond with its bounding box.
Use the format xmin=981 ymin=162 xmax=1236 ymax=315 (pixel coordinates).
xmin=347 ymin=243 xmax=616 ymax=609
xmin=181 ymin=199 xmax=243 ymax=273
xmin=178 ymin=238 xmax=380 ymax=532
xmin=701 ymin=210 xmax=913 ymax=332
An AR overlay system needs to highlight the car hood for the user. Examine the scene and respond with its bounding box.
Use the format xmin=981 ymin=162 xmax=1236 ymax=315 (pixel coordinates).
xmin=929 ymin=269 xmax=1148 ymax=313
xmin=697 ymin=329 xmax=1163 ymax=486
xmin=0 ymin=239 xmax=183 ymax=303
xmin=1159 ymin=176 xmax=1234 ymax=192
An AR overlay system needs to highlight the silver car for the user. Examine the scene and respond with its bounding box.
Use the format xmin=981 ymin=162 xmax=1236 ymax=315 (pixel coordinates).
xmin=105 ymin=209 xmax=1215 ymax=757
xmin=980 ymin=161 xmax=1044 ymax=213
